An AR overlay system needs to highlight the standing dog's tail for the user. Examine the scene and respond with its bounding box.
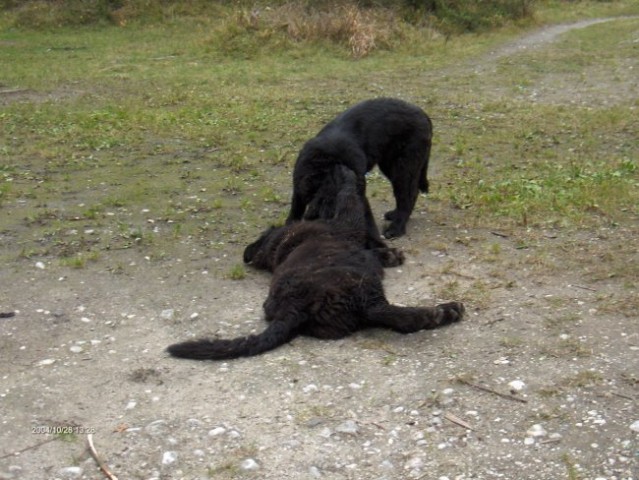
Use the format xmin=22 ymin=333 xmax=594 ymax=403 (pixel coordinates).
xmin=166 ymin=311 xmax=305 ymax=361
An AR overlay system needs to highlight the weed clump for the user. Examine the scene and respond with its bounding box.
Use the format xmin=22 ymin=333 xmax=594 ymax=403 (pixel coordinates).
xmin=227 ymin=264 xmax=246 ymax=280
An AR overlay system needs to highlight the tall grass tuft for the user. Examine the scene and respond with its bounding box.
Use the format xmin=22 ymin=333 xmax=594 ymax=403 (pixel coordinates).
xmin=266 ymin=3 xmax=395 ymax=58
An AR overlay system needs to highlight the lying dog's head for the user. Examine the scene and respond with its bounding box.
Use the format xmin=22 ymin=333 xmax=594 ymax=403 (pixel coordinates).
xmin=245 ymin=164 xmax=369 ymax=271
xmin=244 ymin=221 xmax=335 ymax=272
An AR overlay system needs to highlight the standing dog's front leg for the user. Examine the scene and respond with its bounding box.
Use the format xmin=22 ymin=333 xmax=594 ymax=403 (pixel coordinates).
xmin=286 ymin=190 xmax=307 ymax=224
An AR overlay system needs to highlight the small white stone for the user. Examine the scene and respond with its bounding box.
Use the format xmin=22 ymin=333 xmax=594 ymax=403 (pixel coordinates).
xmin=58 ymin=466 xmax=83 ymax=477
xmin=526 ymin=424 xmax=547 ymax=437
xmin=145 ymin=420 xmax=167 ymax=436
xmin=524 ymin=437 xmax=535 ymax=445
xmin=336 ymin=420 xmax=359 ymax=435
xmin=240 ymin=458 xmax=259 ymax=471
xmin=309 ymin=466 xmax=322 ymax=477
xmin=162 ymin=451 xmax=177 ymax=465
xmin=186 ymin=418 xmax=202 ymax=428
xmin=125 ymin=400 xmax=137 ymax=410
xmin=208 ymin=427 xmax=226 ymax=436
xmin=38 ymin=358 xmax=56 ymax=366
xmin=35 ymin=261 xmax=45 ymax=269
xmin=508 ymin=380 xmax=526 ymax=392
xmin=630 ymin=420 xmax=639 ymax=432
xmin=303 ymin=384 xmax=318 ymax=393
xmin=404 ymin=456 xmax=424 ymax=469
xmin=160 ymin=309 xmax=174 ymax=320
xmin=69 ymin=345 xmax=83 ymax=353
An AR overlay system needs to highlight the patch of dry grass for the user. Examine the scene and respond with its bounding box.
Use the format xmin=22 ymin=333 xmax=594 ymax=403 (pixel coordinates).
xmin=241 ymin=3 xmax=406 ymax=58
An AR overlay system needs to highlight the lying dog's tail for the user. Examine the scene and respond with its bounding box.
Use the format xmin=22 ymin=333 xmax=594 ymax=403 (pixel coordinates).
xmin=166 ymin=311 xmax=304 ymax=361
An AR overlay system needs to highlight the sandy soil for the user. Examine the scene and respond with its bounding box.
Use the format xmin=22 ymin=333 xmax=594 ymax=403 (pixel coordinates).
xmin=1 ymin=18 xmax=638 ymax=480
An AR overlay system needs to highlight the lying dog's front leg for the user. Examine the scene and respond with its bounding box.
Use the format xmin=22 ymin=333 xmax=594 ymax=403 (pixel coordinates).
xmin=371 ymin=248 xmax=405 ymax=268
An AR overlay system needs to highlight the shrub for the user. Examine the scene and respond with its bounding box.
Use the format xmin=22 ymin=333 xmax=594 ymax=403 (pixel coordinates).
xmin=406 ymin=0 xmax=535 ymax=33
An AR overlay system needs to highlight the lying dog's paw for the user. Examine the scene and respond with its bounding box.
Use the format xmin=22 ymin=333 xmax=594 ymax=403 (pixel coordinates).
xmin=377 ymin=247 xmax=405 ymax=267
xmin=382 ymin=223 xmax=406 ymax=239
xmin=436 ymin=302 xmax=465 ymax=324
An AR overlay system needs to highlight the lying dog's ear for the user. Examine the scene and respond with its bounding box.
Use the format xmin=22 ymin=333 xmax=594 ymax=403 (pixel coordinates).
xmin=243 ymin=237 xmax=263 ymax=264
xmin=243 ymin=226 xmax=276 ymax=264
xmin=243 ymin=242 xmax=259 ymax=264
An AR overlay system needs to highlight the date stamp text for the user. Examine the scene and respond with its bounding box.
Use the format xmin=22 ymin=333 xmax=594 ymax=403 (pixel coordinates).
xmin=32 ymin=425 xmax=96 ymax=435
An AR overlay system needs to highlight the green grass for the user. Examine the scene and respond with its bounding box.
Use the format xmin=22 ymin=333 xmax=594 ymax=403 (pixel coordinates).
xmin=1 ymin=1 xmax=638 ymax=274
xmin=227 ymin=264 xmax=247 ymax=280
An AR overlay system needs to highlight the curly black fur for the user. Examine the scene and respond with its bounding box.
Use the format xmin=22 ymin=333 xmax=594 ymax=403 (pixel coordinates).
xmin=167 ymin=166 xmax=463 ymax=361
xmin=287 ymin=97 xmax=433 ymax=239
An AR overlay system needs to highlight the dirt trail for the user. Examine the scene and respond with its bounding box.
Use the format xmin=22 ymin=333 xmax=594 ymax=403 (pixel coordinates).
xmin=483 ymin=17 xmax=627 ymax=61
xmin=1 ymin=17 xmax=637 ymax=480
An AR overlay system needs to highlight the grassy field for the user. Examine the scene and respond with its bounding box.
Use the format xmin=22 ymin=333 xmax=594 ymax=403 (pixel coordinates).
xmin=1 ymin=1 xmax=637 ymax=273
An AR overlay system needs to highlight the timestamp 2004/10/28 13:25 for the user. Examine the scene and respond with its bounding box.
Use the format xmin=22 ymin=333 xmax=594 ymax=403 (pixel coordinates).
xmin=32 ymin=425 xmax=97 ymax=435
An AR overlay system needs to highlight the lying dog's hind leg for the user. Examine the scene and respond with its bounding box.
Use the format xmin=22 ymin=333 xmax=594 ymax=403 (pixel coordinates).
xmin=366 ymin=302 xmax=464 ymax=333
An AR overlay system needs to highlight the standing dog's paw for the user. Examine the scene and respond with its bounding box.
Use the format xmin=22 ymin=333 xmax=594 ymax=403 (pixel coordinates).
xmin=384 ymin=209 xmax=398 ymax=221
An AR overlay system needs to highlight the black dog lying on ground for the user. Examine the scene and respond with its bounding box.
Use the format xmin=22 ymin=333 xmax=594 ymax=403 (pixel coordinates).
xmin=286 ymin=97 xmax=433 ymax=239
xmin=167 ymin=166 xmax=463 ymax=361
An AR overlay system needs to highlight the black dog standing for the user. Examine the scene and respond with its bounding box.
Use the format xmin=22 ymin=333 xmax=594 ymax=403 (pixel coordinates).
xmin=286 ymin=97 xmax=433 ymax=239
